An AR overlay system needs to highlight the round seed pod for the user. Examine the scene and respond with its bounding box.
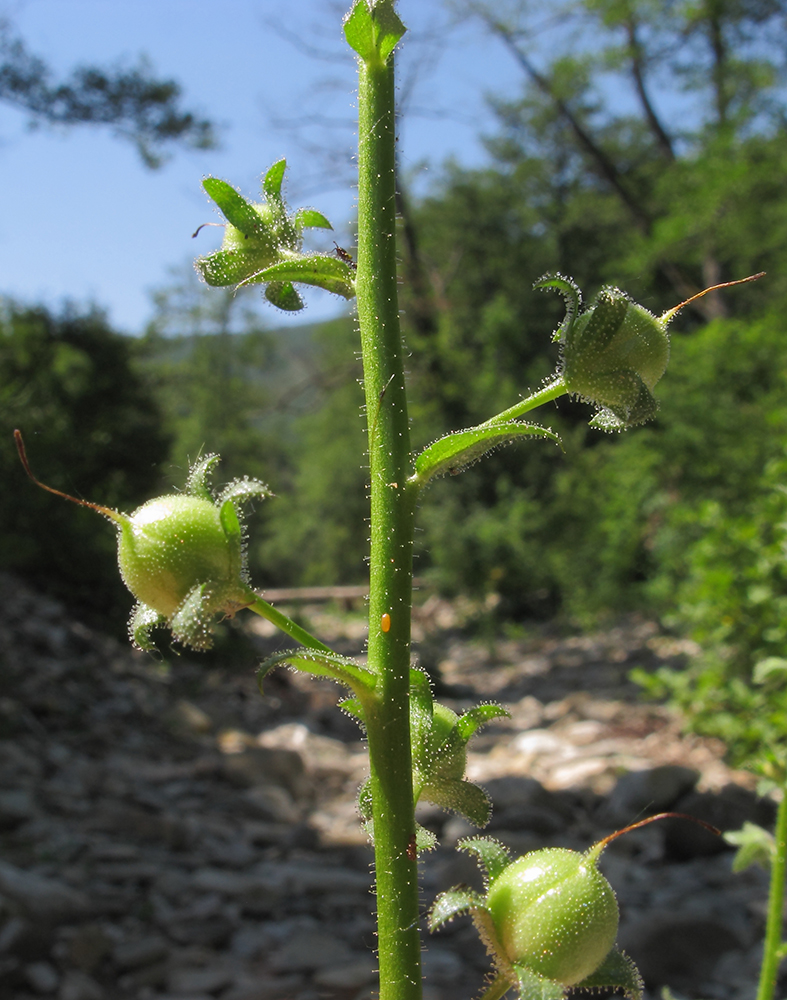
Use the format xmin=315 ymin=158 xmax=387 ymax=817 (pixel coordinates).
xmin=486 ymin=847 xmax=618 ymax=986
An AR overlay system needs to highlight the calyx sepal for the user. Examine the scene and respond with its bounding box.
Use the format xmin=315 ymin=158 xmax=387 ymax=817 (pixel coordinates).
xmin=195 ymin=159 xmax=354 ymax=311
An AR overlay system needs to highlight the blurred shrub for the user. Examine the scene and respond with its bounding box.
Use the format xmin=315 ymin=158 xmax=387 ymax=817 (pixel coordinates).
xmin=1 ymin=299 xmax=169 ymax=625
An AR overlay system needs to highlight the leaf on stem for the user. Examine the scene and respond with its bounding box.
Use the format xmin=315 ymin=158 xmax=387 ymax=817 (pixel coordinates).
xmin=257 ymin=256 xmax=356 ymax=299
xmin=257 ymin=648 xmax=376 ymax=699
xmin=413 ymin=422 xmax=561 ymax=487
xmin=343 ymin=0 xmax=406 ymax=65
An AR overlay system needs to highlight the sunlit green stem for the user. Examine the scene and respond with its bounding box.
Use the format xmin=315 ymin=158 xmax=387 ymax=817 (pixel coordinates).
xmin=244 ymin=592 xmax=333 ymax=654
xmin=356 ymin=45 xmax=422 ymax=1000
xmin=757 ymin=787 xmax=787 ymax=1000
xmin=481 ymin=377 xmax=567 ymax=426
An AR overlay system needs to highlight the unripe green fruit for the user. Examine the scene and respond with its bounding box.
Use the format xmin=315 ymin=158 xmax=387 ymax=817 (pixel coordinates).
xmin=486 ymin=847 xmax=618 ymax=986
xmin=118 ymin=496 xmax=235 ymax=618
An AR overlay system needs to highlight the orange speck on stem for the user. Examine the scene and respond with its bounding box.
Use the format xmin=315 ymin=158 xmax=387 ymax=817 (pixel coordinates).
xmin=381 ymin=613 xmax=391 ymax=633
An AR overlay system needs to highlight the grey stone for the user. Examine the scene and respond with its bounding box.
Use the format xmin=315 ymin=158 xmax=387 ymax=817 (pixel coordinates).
xmin=269 ymin=929 xmax=353 ymax=972
xmin=58 ymin=970 xmax=104 ymax=1000
xmin=0 ymin=788 xmax=36 ymax=828
xmin=112 ymin=935 xmax=169 ymax=970
xmin=0 ymin=861 xmax=90 ymax=922
xmin=25 ymin=960 xmax=60 ymax=993
xmin=603 ymin=765 xmax=699 ymax=824
xmin=241 ymin=784 xmax=301 ymax=823
xmin=221 ymin=746 xmax=309 ymax=799
xmin=167 ymin=964 xmax=235 ymax=994
xmin=313 ymin=958 xmax=376 ymax=989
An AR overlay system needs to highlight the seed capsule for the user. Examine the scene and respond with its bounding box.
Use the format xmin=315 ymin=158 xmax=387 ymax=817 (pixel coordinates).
xmin=486 ymin=847 xmax=618 ymax=986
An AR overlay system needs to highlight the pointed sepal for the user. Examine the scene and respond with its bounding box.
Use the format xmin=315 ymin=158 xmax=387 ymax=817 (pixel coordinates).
xmin=202 ymin=178 xmax=265 ymax=238
xmin=534 ymin=273 xmax=581 ymax=344
xmin=264 ymin=281 xmax=304 ymax=311
xmin=428 ymin=886 xmax=487 ymax=932
xmin=185 ymin=453 xmax=220 ymax=499
xmin=573 ymin=948 xmax=643 ymax=1000
xmin=294 ymin=207 xmax=333 ymax=230
xmin=216 ymin=477 xmax=273 ymax=510
xmin=129 ymin=602 xmax=164 ymax=652
xmin=257 ymin=256 xmax=356 ymax=299
xmin=511 ymin=963 xmax=566 ymax=1000
xmin=458 ymin=836 xmax=513 ymax=886
xmin=422 ymin=777 xmax=493 ymax=828
xmin=457 ymin=704 xmax=510 ymax=741
xmin=413 ymin=422 xmax=560 ymax=487
xmin=170 ymin=583 xmax=217 ymax=651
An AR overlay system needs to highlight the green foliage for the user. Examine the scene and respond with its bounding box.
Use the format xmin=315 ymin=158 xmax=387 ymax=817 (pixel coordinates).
xmin=0 ymin=21 xmax=214 ymax=166
xmin=1 ymin=300 xmax=169 ymax=623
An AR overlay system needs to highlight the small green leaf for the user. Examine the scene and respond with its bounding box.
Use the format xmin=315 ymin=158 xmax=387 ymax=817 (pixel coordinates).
xmin=458 ymin=836 xmax=512 ymax=885
xmin=358 ymin=777 xmax=373 ymax=821
xmin=197 ymin=249 xmax=267 ymax=288
xmin=258 ymin=256 xmax=356 ymax=299
xmin=170 ymin=583 xmax=215 ymax=651
xmin=428 ymin=887 xmax=487 ymax=932
xmin=203 ymin=178 xmax=264 ymax=237
xmin=264 ymin=281 xmax=304 ymax=311
xmin=344 ymin=0 xmax=406 ymax=64
xmin=534 ymin=273 xmax=582 ymax=343
xmin=216 ymin=477 xmax=272 ymax=510
xmin=263 ymin=158 xmax=287 ymax=200
xmin=338 ymin=696 xmax=366 ymax=725
xmin=410 ymin=667 xmax=434 ymax=746
xmin=511 ymin=963 xmax=566 ymax=1000
xmin=724 ymin=821 xmax=775 ymax=871
xmin=416 ymin=823 xmax=438 ymax=852
xmin=422 ymin=778 xmax=492 ymax=828
xmin=257 ymin=648 xmax=377 ymax=698
xmin=457 ymin=704 xmax=510 ymax=741
xmin=294 ymin=207 xmax=333 ymax=230
xmin=129 ymin=602 xmax=163 ymax=652
xmin=185 ymin=453 xmax=220 ymax=499
xmin=414 ymin=422 xmax=560 ymax=486
xmin=573 ymin=948 xmax=643 ymax=1000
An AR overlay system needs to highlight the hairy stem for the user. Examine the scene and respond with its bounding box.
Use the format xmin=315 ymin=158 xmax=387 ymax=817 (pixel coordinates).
xmin=481 ymin=378 xmax=567 ymax=426
xmin=244 ymin=592 xmax=333 ymax=654
xmin=757 ymin=788 xmax=787 ymax=1000
xmin=356 ymin=45 xmax=422 ymax=1000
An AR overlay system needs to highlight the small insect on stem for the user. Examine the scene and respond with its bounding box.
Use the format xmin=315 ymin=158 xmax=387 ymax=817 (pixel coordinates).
xmin=333 ymin=242 xmax=357 ymax=270
xmin=381 ymin=613 xmax=391 ymax=633
xmin=406 ymin=833 xmax=417 ymax=861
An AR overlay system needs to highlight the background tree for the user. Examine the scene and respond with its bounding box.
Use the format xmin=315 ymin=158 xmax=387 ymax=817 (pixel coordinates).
xmin=0 ymin=18 xmax=214 ymax=166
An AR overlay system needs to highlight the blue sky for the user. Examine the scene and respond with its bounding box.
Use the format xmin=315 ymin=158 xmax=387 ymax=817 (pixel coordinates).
xmin=0 ymin=0 xmax=526 ymax=333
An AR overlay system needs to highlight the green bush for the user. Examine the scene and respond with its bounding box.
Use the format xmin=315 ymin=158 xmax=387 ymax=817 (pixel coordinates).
xmin=1 ymin=300 xmax=169 ymax=624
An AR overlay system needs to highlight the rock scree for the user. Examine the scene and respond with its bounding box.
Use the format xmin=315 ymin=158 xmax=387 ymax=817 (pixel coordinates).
xmin=0 ymin=574 xmax=776 ymax=1000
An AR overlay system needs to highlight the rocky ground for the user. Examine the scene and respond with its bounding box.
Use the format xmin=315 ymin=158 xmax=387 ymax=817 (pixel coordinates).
xmin=0 ymin=573 xmax=780 ymax=1000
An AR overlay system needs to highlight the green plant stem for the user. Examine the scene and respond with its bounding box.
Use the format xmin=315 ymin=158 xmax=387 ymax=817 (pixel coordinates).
xmin=482 ymin=378 xmax=567 ymax=426
xmin=356 ymin=47 xmax=422 ymax=1000
xmin=477 ymin=975 xmax=511 ymax=1000
xmin=244 ymin=592 xmax=333 ymax=654
xmin=757 ymin=787 xmax=787 ymax=1000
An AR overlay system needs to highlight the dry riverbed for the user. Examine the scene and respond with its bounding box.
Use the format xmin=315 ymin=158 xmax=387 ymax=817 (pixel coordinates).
xmin=0 ymin=575 xmax=776 ymax=1000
